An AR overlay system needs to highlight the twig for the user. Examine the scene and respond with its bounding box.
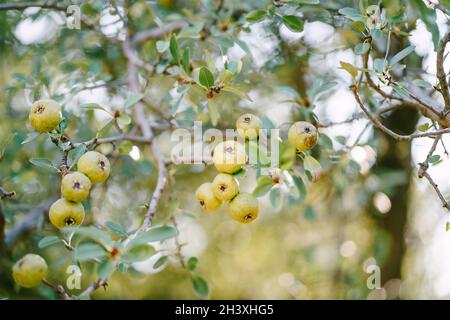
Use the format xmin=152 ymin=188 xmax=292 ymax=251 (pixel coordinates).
xmin=131 ymin=21 xmax=188 ymax=45
xmin=42 ymin=279 xmax=73 ymax=300
xmin=4 ymin=199 xmax=56 ymax=247
xmin=425 ymin=0 xmax=449 ymax=16
xmin=352 ymin=85 xmax=450 ymax=140
xmin=0 ymin=187 xmax=15 ymax=199
xmin=421 ymin=171 xmax=450 ymax=210
xmin=77 ymin=278 xmax=108 ymax=299
xmin=437 ymin=32 xmax=450 ymax=110
xmin=0 ymin=1 xmax=66 ymax=11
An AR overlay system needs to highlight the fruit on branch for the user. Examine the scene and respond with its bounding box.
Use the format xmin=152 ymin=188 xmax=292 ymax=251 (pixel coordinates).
xmin=12 ymin=254 xmax=48 ymax=288
xmin=77 ymin=151 xmax=111 ymax=184
xmin=61 ymin=171 xmax=92 ymax=202
xmin=212 ymin=173 xmax=239 ymax=201
xmin=212 ymin=140 xmax=247 ymax=174
xmin=228 ymin=193 xmax=259 ymax=224
xmin=49 ymin=198 xmax=85 ymax=229
xmin=287 ymin=121 xmax=318 ymax=152
xmin=29 ymin=99 xmax=62 ymax=133
xmin=195 ymin=182 xmax=222 ymax=212
xmin=236 ymin=113 xmax=262 ymax=140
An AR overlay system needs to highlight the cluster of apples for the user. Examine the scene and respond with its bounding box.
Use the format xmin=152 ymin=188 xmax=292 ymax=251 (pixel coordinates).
xmin=195 ymin=114 xmax=262 ymax=224
xmin=29 ymin=99 xmax=111 ymax=230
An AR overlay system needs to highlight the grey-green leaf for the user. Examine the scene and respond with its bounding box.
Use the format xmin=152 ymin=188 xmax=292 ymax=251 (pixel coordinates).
xmin=75 ymin=243 xmax=107 ymax=261
xmin=38 ymin=236 xmax=61 ymax=249
xmin=390 ymin=45 xmax=415 ymax=66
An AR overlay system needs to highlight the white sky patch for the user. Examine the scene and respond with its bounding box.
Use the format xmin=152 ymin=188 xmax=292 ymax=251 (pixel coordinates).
xmin=99 ymin=6 xmax=126 ymax=40
xmin=14 ymin=14 xmax=61 ymax=45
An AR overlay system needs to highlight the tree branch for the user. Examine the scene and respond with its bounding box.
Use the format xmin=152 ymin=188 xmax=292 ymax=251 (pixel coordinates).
xmin=0 ymin=1 xmax=66 ymax=11
xmin=352 ymin=85 xmax=450 ymax=140
xmin=0 ymin=187 xmax=15 ymax=200
xmin=4 ymin=199 xmax=55 ymax=247
xmin=131 ymin=21 xmax=188 ymax=45
xmin=437 ymin=32 xmax=450 ymax=110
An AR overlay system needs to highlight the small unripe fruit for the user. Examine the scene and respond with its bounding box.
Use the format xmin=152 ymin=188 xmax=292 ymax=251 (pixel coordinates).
xmin=228 ymin=193 xmax=259 ymax=224
xmin=212 ymin=140 xmax=247 ymax=174
xmin=29 ymin=99 xmax=62 ymax=133
xmin=236 ymin=113 xmax=261 ymax=140
xmin=287 ymin=121 xmax=318 ymax=152
xmin=61 ymin=172 xmax=92 ymax=202
xmin=12 ymin=254 xmax=48 ymax=288
xmin=212 ymin=173 xmax=239 ymax=201
xmin=77 ymin=151 xmax=110 ymax=184
xmin=49 ymin=198 xmax=85 ymax=229
xmin=195 ymin=182 xmax=222 ymax=212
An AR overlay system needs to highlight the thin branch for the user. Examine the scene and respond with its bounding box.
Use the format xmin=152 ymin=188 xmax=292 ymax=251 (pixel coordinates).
xmin=352 ymin=85 xmax=450 ymax=140
xmin=363 ymin=39 xmax=444 ymax=122
xmin=42 ymin=279 xmax=72 ymax=300
xmin=4 ymin=199 xmax=55 ymax=247
xmin=317 ymin=113 xmax=366 ymax=128
xmin=0 ymin=1 xmax=66 ymax=11
xmin=0 ymin=187 xmax=15 ymax=199
xmin=421 ymin=171 xmax=450 ymax=210
xmin=437 ymin=32 xmax=450 ymax=110
xmin=77 ymin=278 xmax=108 ymax=298
xmin=73 ymin=133 xmax=149 ymax=148
xmin=131 ymin=21 xmax=188 ymax=45
xmin=124 ymin=35 xmax=167 ymax=233
xmin=425 ymin=0 xmax=449 ymax=16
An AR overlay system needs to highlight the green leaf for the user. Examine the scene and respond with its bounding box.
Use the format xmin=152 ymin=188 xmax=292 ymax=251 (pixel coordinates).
xmin=153 ymin=255 xmax=168 ymax=269
xmin=221 ymin=84 xmax=252 ymax=101
xmin=68 ymin=144 xmax=87 ymax=169
xmin=122 ymin=243 xmax=155 ymax=263
xmin=124 ymin=94 xmax=144 ymax=109
xmin=97 ymin=260 xmax=115 ymax=279
xmin=429 ymin=154 xmax=441 ymax=164
xmin=339 ymin=61 xmax=358 ymax=78
xmin=59 ymin=117 xmax=68 ymax=134
xmin=355 ymin=43 xmax=370 ymax=55
xmin=418 ymin=122 xmax=430 ymax=132
xmin=292 ymin=174 xmax=306 ymax=197
xmin=413 ymin=79 xmax=432 ymax=89
xmin=303 ymin=155 xmax=323 ymax=182
xmin=129 ymin=225 xmax=178 ymax=246
xmin=182 ymin=48 xmax=191 ymax=74
xmin=199 ymin=67 xmax=215 ymax=88
xmin=187 ymin=257 xmax=199 ymax=271
xmin=192 ymin=276 xmax=209 ymax=299
xmin=320 ymin=133 xmax=333 ymax=150
xmin=80 ymin=103 xmax=112 ymax=116
xmin=29 ymin=158 xmax=56 ymax=171
xmin=117 ymin=113 xmax=131 ymax=126
xmin=118 ymin=141 xmax=133 ymax=155
xmin=269 ymin=187 xmax=281 ymax=208
xmin=38 ymin=236 xmax=61 ymax=249
xmin=170 ymin=34 xmax=180 ymax=65
xmin=350 ymin=21 xmax=366 ymax=32
xmin=338 ymin=7 xmax=364 ymax=21
xmin=105 ymin=221 xmax=127 ymax=236
xmin=21 ymin=132 xmax=40 ymax=145
xmin=253 ymin=176 xmax=274 ymax=197
xmin=63 ymin=226 xmax=113 ymax=248
xmin=281 ymin=15 xmax=304 ymax=32
xmin=245 ymin=10 xmax=267 ymax=22
xmin=156 ymin=40 xmax=169 ymax=53
xmin=390 ymin=46 xmax=415 ymax=66
xmin=75 ymin=243 xmax=107 ymax=262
